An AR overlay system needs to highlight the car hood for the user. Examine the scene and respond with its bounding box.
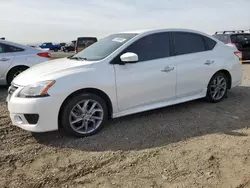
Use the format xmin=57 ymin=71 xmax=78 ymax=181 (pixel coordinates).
xmin=13 ymin=58 xmax=94 ymax=86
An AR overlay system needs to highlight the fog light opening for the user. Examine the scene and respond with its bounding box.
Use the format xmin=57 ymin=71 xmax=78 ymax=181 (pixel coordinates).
xmin=14 ymin=115 xmax=23 ymax=124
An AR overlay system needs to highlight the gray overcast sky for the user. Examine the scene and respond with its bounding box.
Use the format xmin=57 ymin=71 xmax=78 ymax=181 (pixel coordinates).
xmin=0 ymin=0 xmax=250 ymax=44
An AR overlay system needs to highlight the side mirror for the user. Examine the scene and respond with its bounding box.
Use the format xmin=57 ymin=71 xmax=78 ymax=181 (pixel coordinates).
xmin=120 ymin=52 xmax=138 ymax=63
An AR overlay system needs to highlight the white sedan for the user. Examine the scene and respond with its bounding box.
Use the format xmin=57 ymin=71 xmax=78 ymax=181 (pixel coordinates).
xmin=0 ymin=39 xmax=51 ymax=85
xmin=7 ymin=29 xmax=242 ymax=137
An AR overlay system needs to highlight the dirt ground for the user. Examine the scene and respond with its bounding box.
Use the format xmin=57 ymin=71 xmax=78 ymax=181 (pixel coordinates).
xmin=1 ymin=64 xmax=250 ymax=188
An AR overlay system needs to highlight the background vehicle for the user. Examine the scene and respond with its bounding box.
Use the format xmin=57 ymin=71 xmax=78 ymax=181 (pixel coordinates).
xmin=62 ymin=41 xmax=76 ymax=52
xmin=40 ymin=42 xmax=61 ymax=52
xmin=60 ymin=43 xmax=66 ymax=47
xmin=213 ymin=30 xmax=250 ymax=62
xmin=8 ymin=29 xmax=242 ymax=137
xmin=75 ymin=37 xmax=97 ymax=53
xmin=0 ymin=39 xmax=51 ymax=85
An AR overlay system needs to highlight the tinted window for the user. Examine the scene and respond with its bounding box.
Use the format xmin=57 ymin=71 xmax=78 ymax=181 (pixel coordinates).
xmin=123 ymin=32 xmax=170 ymax=62
xmin=74 ymin=33 xmax=137 ymax=61
xmin=0 ymin=44 xmax=4 ymax=53
xmin=172 ymin=32 xmax=206 ymax=55
xmin=77 ymin=38 xmax=98 ymax=48
xmin=0 ymin=43 xmax=24 ymax=53
xmin=231 ymin=34 xmax=250 ymax=43
xmin=203 ymin=36 xmax=216 ymax=50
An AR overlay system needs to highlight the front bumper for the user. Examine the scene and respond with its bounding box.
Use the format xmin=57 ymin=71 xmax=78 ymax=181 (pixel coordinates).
xmin=7 ymin=86 xmax=62 ymax=132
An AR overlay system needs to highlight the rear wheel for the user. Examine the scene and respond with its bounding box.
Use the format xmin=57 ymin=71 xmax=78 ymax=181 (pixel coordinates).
xmin=60 ymin=93 xmax=108 ymax=137
xmin=7 ymin=66 xmax=28 ymax=85
xmin=206 ymin=72 xmax=228 ymax=103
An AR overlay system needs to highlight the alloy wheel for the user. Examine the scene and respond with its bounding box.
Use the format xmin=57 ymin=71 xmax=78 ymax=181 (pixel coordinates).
xmin=210 ymin=76 xmax=227 ymax=100
xmin=69 ymin=99 xmax=104 ymax=134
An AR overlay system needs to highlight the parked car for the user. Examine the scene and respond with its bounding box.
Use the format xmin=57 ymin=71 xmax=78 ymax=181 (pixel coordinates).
xmin=61 ymin=41 xmax=76 ymax=52
xmin=0 ymin=39 xmax=51 ymax=85
xmin=75 ymin=37 xmax=97 ymax=53
xmin=40 ymin=42 xmax=61 ymax=52
xmin=7 ymin=29 xmax=242 ymax=137
xmin=60 ymin=43 xmax=66 ymax=47
xmin=213 ymin=30 xmax=250 ymax=62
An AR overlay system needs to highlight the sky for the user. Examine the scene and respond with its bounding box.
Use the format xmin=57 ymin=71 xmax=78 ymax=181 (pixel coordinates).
xmin=0 ymin=0 xmax=250 ymax=44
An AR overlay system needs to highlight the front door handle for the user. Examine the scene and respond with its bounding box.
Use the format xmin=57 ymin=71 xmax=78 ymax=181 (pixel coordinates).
xmin=204 ymin=60 xmax=214 ymax=65
xmin=161 ymin=66 xmax=175 ymax=72
xmin=0 ymin=58 xmax=10 ymax=61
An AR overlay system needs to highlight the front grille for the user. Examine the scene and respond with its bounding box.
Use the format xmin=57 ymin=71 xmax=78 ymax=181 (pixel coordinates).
xmin=24 ymin=114 xmax=39 ymax=124
xmin=8 ymin=85 xmax=18 ymax=97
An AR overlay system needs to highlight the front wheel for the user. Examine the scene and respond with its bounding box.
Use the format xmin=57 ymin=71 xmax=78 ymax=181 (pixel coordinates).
xmin=60 ymin=93 xmax=108 ymax=137
xmin=206 ymin=72 xmax=228 ymax=103
xmin=54 ymin=48 xmax=58 ymax=52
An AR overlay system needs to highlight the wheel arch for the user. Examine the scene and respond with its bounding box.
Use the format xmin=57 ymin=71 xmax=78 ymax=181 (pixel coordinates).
xmin=58 ymin=88 xmax=113 ymax=127
xmin=6 ymin=65 xmax=29 ymax=84
xmin=212 ymin=69 xmax=232 ymax=89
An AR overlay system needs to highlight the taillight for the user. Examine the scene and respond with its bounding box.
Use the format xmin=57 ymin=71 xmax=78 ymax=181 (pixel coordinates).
xmin=75 ymin=48 xmax=78 ymax=54
xmin=37 ymin=52 xmax=51 ymax=58
xmin=234 ymin=51 xmax=242 ymax=61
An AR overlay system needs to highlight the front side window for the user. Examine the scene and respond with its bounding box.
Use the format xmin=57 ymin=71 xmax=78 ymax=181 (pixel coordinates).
xmin=122 ymin=32 xmax=171 ymax=62
xmin=74 ymin=33 xmax=137 ymax=61
xmin=172 ymin=32 xmax=206 ymax=55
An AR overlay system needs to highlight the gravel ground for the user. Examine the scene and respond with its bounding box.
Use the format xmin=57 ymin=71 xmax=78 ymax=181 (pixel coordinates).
xmin=1 ymin=64 xmax=250 ymax=188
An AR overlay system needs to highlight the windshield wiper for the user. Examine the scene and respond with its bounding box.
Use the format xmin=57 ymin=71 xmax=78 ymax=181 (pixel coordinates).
xmin=67 ymin=56 xmax=87 ymax=61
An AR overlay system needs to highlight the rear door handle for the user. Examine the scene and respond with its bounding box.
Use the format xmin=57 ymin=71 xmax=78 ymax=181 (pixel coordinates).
xmin=0 ymin=58 xmax=10 ymax=61
xmin=204 ymin=60 xmax=214 ymax=65
xmin=161 ymin=66 xmax=175 ymax=72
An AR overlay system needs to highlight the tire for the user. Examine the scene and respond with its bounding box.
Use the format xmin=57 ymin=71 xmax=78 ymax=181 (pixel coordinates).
xmin=54 ymin=48 xmax=58 ymax=52
xmin=60 ymin=93 xmax=108 ymax=137
xmin=7 ymin=66 xmax=28 ymax=85
xmin=206 ymin=72 xmax=228 ymax=103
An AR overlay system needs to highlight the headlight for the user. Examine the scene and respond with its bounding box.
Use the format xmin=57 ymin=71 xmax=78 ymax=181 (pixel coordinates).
xmin=17 ymin=80 xmax=55 ymax=98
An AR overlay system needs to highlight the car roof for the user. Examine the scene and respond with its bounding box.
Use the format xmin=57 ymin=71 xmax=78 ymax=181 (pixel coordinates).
xmin=0 ymin=39 xmax=41 ymax=51
xmin=119 ymin=28 xmax=210 ymax=36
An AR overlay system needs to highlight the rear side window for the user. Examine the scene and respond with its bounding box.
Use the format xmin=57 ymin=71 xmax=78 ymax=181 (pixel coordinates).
xmin=203 ymin=36 xmax=216 ymax=50
xmin=171 ymin=32 xmax=206 ymax=56
xmin=123 ymin=32 xmax=171 ymax=62
xmin=0 ymin=43 xmax=24 ymax=53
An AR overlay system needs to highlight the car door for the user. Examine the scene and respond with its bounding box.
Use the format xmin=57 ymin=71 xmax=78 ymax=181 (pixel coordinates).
xmin=114 ymin=32 xmax=176 ymax=112
xmin=170 ymin=32 xmax=217 ymax=98
xmin=0 ymin=43 xmax=14 ymax=78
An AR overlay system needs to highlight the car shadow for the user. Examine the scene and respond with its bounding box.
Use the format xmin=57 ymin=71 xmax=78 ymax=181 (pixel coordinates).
xmin=33 ymin=85 xmax=250 ymax=152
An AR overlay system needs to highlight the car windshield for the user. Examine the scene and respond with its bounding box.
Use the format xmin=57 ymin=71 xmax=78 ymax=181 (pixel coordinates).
xmin=73 ymin=33 xmax=137 ymax=61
